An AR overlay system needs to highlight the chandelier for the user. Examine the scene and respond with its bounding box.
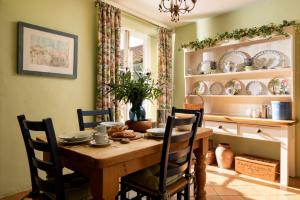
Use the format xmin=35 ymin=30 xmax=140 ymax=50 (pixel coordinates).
xmin=159 ymin=0 xmax=197 ymax=22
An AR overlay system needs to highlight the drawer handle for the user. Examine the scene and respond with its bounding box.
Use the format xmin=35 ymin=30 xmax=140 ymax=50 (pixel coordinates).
xmin=256 ymin=129 xmax=262 ymax=133
xmin=218 ymin=125 xmax=223 ymax=129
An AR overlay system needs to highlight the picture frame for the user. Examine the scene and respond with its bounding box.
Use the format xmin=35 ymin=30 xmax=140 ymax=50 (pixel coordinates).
xmin=17 ymin=22 xmax=78 ymax=79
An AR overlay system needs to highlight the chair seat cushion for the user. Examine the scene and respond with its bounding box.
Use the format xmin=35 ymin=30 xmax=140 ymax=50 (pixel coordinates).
xmin=123 ymin=164 xmax=183 ymax=191
xmin=45 ymin=172 xmax=90 ymax=200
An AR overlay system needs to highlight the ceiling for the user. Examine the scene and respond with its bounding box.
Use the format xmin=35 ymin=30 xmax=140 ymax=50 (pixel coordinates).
xmin=105 ymin=0 xmax=259 ymax=28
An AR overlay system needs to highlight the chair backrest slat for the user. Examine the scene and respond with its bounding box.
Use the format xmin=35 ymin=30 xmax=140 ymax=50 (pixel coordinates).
xmin=172 ymin=106 xmax=204 ymax=127
xmin=167 ymin=162 xmax=188 ymax=177
xmin=168 ymin=146 xmax=191 ymax=161
xmin=32 ymin=157 xmax=54 ymax=172
xmin=170 ymin=131 xmax=193 ymax=143
xmin=77 ymin=108 xmax=113 ymax=131
xmin=28 ymin=138 xmax=50 ymax=152
xmin=23 ymin=121 xmax=45 ymax=131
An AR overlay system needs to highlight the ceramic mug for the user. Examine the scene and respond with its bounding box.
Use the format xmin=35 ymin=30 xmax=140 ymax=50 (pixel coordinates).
xmin=94 ymin=132 xmax=109 ymax=144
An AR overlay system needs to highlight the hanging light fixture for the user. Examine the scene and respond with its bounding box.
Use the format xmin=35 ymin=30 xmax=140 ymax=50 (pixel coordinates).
xmin=159 ymin=0 xmax=197 ymax=22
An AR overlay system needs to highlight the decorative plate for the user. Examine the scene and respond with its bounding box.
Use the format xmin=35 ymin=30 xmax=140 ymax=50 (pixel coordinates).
xmin=146 ymin=128 xmax=165 ymax=136
xmin=209 ymin=82 xmax=224 ymax=95
xmin=218 ymin=51 xmax=250 ymax=72
xmin=197 ymin=60 xmax=217 ymax=74
xmin=246 ymin=81 xmax=265 ymax=95
xmin=194 ymin=81 xmax=207 ymax=95
xmin=252 ymin=50 xmax=285 ymax=69
xmin=268 ymin=77 xmax=289 ymax=95
xmin=225 ymin=80 xmax=242 ymax=95
xmin=100 ymin=121 xmax=124 ymax=127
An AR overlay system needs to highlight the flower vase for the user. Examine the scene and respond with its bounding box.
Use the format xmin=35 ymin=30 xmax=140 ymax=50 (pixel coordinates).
xmin=129 ymin=104 xmax=146 ymax=121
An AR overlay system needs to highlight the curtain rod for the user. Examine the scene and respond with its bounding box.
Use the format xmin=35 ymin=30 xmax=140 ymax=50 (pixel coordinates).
xmin=95 ymin=0 xmax=172 ymax=30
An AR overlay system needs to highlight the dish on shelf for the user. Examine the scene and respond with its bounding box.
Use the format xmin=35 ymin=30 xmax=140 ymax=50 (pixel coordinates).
xmin=209 ymin=82 xmax=224 ymax=95
xmin=246 ymin=81 xmax=265 ymax=95
xmin=225 ymin=80 xmax=242 ymax=95
xmin=252 ymin=50 xmax=285 ymax=69
xmin=268 ymin=77 xmax=289 ymax=95
xmin=219 ymin=51 xmax=250 ymax=72
xmin=193 ymin=81 xmax=207 ymax=95
xmin=197 ymin=60 xmax=217 ymax=74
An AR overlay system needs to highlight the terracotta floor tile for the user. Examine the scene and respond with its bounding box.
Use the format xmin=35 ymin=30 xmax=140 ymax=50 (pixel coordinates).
xmin=206 ymin=195 xmax=222 ymax=200
xmin=220 ymin=195 xmax=245 ymax=200
xmin=206 ymin=186 xmax=218 ymax=195
xmin=213 ymin=186 xmax=243 ymax=196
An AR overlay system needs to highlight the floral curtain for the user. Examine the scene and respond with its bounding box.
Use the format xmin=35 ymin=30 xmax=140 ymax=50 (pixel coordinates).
xmin=96 ymin=1 xmax=121 ymax=121
xmin=158 ymin=27 xmax=173 ymax=109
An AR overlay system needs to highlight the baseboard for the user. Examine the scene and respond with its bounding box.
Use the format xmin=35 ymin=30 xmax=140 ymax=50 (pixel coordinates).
xmin=0 ymin=191 xmax=29 ymax=200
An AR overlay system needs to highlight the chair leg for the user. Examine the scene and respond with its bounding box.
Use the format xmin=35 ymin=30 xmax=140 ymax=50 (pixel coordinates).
xmin=184 ymin=184 xmax=190 ymax=200
xmin=120 ymin=181 xmax=127 ymax=200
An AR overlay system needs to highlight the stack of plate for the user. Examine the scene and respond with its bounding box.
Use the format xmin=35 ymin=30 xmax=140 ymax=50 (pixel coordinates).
xmin=58 ymin=130 xmax=94 ymax=144
xmin=146 ymin=128 xmax=165 ymax=138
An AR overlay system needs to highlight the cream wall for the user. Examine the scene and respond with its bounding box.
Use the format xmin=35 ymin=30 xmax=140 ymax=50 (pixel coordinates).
xmin=174 ymin=0 xmax=300 ymax=176
xmin=0 ymin=0 xmax=159 ymax=197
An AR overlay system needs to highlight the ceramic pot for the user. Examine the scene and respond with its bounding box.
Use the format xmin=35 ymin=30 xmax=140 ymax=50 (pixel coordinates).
xmin=206 ymin=150 xmax=216 ymax=165
xmin=215 ymin=143 xmax=234 ymax=169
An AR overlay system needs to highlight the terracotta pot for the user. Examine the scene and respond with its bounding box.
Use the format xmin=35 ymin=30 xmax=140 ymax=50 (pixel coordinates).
xmin=206 ymin=150 xmax=216 ymax=165
xmin=125 ymin=119 xmax=152 ymax=133
xmin=215 ymin=143 xmax=234 ymax=169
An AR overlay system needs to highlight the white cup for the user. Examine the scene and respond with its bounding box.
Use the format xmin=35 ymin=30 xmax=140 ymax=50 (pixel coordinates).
xmin=94 ymin=132 xmax=109 ymax=144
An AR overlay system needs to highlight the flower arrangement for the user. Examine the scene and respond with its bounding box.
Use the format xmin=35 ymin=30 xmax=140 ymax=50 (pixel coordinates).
xmin=106 ymin=69 xmax=162 ymax=121
xmin=180 ymin=20 xmax=300 ymax=50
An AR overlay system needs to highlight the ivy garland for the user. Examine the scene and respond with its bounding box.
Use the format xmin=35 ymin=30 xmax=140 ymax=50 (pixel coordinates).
xmin=180 ymin=20 xmax=300 ymax=50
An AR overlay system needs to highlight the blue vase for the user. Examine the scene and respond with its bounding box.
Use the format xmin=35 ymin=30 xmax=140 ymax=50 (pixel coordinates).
xmin=129 ymin=104 xmax=146 ymax=121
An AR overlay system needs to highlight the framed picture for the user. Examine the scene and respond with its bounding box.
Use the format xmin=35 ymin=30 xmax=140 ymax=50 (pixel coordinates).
xmin=17 ymin=22 xmax=78 ymax=79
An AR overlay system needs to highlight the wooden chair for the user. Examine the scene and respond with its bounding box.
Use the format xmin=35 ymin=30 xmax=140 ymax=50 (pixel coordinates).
xmin=77 ymin=108 xmax=113 ymax=131
xmin=17 ymin=115 xmax=90 ymax=200
xmin=120 ymin=113 xmax=201 ymax=200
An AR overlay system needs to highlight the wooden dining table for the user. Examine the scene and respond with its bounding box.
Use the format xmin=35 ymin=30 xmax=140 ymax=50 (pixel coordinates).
xmin=38 ymin=128 xmax=213 ymax=200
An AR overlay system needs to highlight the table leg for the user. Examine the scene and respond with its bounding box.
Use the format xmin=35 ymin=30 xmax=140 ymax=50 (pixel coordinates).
xmin=194 ymin=138 xmax=209 ymax=200
xmin=90 ymin=167 xmax=119 ymax=200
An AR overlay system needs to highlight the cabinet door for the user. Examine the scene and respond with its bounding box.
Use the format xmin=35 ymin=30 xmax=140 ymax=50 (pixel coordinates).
xmin=204 ymin=121 xmax=237 ymax=136
xmin=239 ymin=124 xmax=282 ymax=142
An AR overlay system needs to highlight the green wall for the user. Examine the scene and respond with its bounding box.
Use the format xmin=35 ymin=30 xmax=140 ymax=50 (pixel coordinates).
xmin=174 ymin=0 xmax=300 ymax=176
xmin=0 ymin=0 xmax=159 ymax=197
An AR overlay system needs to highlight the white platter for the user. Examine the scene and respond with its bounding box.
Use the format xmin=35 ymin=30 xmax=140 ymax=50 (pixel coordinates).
xmin=100 ymin=121 xmax=124 ymax=127
xmin=252 ymin=50 xmax=285 ymax=69
xmin=58 ymin=130 xmax=95 ymax=142
xmin=218 ymin=51 xmax=250 ymax=72
xmin=59 ymin=137 xmax=93 ymax=145
xmin=146 ymin=128 xmax=165 ymax=136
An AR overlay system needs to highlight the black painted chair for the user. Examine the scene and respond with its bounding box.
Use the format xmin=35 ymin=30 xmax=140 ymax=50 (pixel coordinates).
xmin=17 ymin=115 xmax=90 ymax=200
xmin=77 ymin=108 xmax=113 ymax=131
xmin=120 ymin=113 xmax=201 ymax=200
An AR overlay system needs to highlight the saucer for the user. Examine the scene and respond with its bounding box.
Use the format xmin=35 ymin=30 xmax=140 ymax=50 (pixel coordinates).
xmin=89 ymin=140 xmax=113 ymax=147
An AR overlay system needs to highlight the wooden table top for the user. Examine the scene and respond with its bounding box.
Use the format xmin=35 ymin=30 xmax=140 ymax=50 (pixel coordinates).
xmin=37 ymin=128 xmax=213 ymax=168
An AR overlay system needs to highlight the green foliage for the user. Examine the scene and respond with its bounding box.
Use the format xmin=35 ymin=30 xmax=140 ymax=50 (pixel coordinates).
xmin=180 ymin=20 xmax=300 ymax=50
xmin=107 ymin=70 xmax=162 ymax=106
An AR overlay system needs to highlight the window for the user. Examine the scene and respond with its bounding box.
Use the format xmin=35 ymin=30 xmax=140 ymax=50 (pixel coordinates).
xmin=119 ymin=28 xmax=151 ymax=121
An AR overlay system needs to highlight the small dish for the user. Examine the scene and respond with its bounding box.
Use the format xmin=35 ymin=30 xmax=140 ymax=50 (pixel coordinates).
xmin=225 ymin=80 xmax=242 ymax=95
xmin=146 ymin=128 xmax=165 ymax=136
xmin=246 ymin=81 xmax=265 ymax=95
xmin=89 ymin=139 xmax=113 ymax=147
xmin=144 ymin=133 xmax=164 ymax=139
xmin=209 ymin=82 xmax=224 ymax=95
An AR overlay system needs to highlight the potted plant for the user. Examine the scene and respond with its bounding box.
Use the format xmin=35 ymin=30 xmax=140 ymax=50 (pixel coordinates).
xmin=107 ymin=69 xmax=162 ymax=122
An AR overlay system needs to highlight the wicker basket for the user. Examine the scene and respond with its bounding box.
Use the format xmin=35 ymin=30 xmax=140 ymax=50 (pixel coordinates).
xmin=235 ymin=154 xmax=279 ymax=182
